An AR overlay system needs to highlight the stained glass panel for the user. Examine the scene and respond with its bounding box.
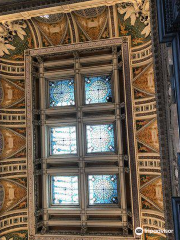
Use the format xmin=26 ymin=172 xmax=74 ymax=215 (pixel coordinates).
xmin=52 ymin=176 xmax=79 ymax=205
xmin=49 ymin=80 xmax=75 ymax=107
xmin=85 ymin=75 xmax=112 ymax=104
xmin=50 ymin=127 xmax=77 ymax=155
xmin=86 ymin=124 xmax=115 ymax=153
xmin=88 ymin=175 xmax=118 ymax=205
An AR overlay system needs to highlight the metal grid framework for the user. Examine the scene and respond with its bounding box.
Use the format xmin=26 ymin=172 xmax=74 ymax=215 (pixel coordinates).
xmin=41 ymin=48 xmax=126 ymax=224
xmin=26 ymin=38 xmax=140 ymax=239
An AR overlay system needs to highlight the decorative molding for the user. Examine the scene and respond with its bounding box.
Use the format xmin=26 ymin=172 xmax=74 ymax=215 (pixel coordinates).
xmin=150 ymin=0 xmax=175 ymax=239
xmin=0 ymin=0 xmax=130 ymax=22
xmin=0 ymin=0 xmax=88 ymax=16
xmin=122 ymin=41 xmax=140 ymax=231
xmin=28 ymin=38 xmax=124 ymax=56
xmin=25 ymin=54 xmax=35 ymax=237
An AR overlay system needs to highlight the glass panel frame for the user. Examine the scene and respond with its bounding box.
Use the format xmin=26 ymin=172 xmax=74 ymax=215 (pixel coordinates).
xmin=84 ymin=74 xmax=113 ymax=105
xmin=85 ymin=123 xmax=116 ymax=154
xmin=49 ymin=125 xmax=77 ymax=156
xmin=47 ymin=78 xmax=76 ymax=108
xmin=50 ymin=175 xmax=80 ymax=207
xmin=86 ymin=173 xmax=121 ymax=208
xmin=27 ymin=39 xmax=136 ymax=237
xmin=87 ymin=173 xmax=119 ymax=206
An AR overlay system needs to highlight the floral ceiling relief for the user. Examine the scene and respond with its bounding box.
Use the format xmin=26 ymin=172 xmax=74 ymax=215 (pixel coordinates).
xmin=117 ymin=0 xmax=151 ymax=46
xmin=0 ymin=1 xmax=152 ymax=59
xmin=117 ymin=0 xmax=150 ymax=37
xmin=0 ymin=21 xmax=27 ymax=57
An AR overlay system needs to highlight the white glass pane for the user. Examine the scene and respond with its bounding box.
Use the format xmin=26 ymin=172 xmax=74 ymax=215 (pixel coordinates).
xmin=52 ymin=176 xmax=79 ymax=205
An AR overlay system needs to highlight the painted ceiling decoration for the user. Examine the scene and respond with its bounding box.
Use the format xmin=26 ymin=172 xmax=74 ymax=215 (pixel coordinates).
xmin=133 ymin=64 xmax=149 ymax=78
xmin=0 ymin=0 xmax=166 ymax=240
xmin=117 ymin=0 xmax=150 ymax=37
xmin=0 ymin=127 xmax=26 ymax=160
xmin=74 ymin=7 xmax=108 ymax=40
xmin=0 ymin=0 xmax=151 ymax=57
xmin=140 ymin=177 xmax=163 ymax=211
xmin=133 ymin=64 xmax=155 ymax=95
xmin=0 ymin=21 xmax=27 ymax=56
xmin=34 ymin=13 xmax=68 ymax=46
xmin=0 ymin=78 xmax=25 ymax=109
xmin=0 ymin=179 xmax=27 ymax=214
xmin=137 ymin=118 xmax=159 ymax=153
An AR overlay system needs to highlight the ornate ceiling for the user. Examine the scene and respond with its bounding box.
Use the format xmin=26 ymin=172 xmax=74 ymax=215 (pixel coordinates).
xmin=0 ymin=0 xmax=170 ymax=239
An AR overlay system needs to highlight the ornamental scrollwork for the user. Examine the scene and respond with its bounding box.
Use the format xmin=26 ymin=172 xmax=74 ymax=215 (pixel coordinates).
xmin=117 ymin=0 xmax=150 ymax=37
xmin=0 ymin=20 xmax=27 ymax=56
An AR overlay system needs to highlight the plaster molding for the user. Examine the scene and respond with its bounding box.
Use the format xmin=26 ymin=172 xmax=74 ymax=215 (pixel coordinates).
xmin=0 ymin=0 xmax=150 ymax=23
xmin=0 ymin=0 xmax=124 ymax=22
xmin=27 ymin=38 xmax=125 ymax=56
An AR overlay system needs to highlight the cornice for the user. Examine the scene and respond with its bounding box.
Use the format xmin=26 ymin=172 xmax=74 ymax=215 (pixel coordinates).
xmin=0 ymin=0 xmax=121 ymax=22
xmin=0 ymin=0 xmax=87 ymax=16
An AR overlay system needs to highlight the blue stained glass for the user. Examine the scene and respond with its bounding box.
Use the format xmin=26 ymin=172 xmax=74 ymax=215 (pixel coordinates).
xmin=52 ymin=176 xmax=79 ymax=205
xmin=85 ymin=75 xmax=112 ymax=104
xmin=50 ymin=127 xmax=77 ymax=155
xmin=86 ymin=124 xmax=115 ymax=153
xmin=49 ymin=80 xmax=75 ymax=107
xmin=88 ymin=175 xmax=118 ymax=205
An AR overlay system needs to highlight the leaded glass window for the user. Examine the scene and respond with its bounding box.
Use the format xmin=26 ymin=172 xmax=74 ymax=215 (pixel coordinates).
xmin=88 ymin=175 xmax=118 ymax=205
xmin=85 ymin=75 xmax=112 ymax=104
xmin=49 ymin=79 xmax=75 ymax=107
xmin=52 ymin=176 xmax=79 ymax=205
xmin=86 ymin=124 xmax=115 ymax=153
xmin=50 ymin=126 xmax=77 ymax=155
